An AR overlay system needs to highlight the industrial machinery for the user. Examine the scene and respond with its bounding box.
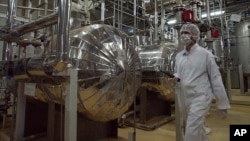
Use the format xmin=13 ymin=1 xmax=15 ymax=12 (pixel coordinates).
xmin=0 ymin=0 xmax=249 ymax=141
xmin=14 ymin=24 xmax=142 ymax=122
xmin=236 ymin=19 xmax=250 ymax=93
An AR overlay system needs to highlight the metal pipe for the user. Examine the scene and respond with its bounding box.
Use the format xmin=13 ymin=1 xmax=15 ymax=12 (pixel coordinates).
xmin=38 ymin=0 xmax=41 ymax=17
xmin=3 ymin=0 xmax=17 ymax=61
xmin=119 ymin=0 xmax=123 ymax=30
xmin=2 ymin=42 xmax=12 ymax=61
xmin=154 ymin=0 xmax=158 ymax=42
xmin=0 ymin=4 xmax=54 ymax=12
xmin=206 ymin=0 xmax=211 ymax=27
xmin=133 ymin=0 xmax=137 ymax=34
xmin=225 ymin=18 xmax=232 ymax=101
xmin=101 ymin=0 xmax=105 ymax=24
xmin=160 ymin=0 xmax=165 ymax=42
xmin=192 ymin=2 xmax=198 ymax=22
xmin=91 ymin=16 xmax=115 ymax=24
xmin=112 ymin=6 xmax=145 ymax=21
xmin=7 ymin=0 xmax=17 ymax=25
xmin=84 ymin=0 xmax=90 ymax=25
xmin=44 ymin=0 xmax=48 ymax=17
xmin=197 ymin=5 xmax=202 ymax=21
xmin=0 ymin=12 xmax=58 ymax=41
xmin=113 ymin=0 xmax=116 ymax=27
xmin=57 ymin=0 xmax=71 ymax=63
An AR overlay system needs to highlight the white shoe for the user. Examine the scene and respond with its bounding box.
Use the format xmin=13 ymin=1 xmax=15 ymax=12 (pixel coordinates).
xmin=204 ymin=127 xmax=211 ymax=134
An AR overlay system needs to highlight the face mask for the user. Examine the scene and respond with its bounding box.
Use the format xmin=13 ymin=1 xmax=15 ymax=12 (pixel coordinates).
xmin=180 ymin=34 xmax=192 ymax=46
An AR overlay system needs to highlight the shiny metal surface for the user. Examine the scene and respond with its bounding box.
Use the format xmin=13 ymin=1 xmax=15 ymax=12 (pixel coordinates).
xmin=138 ymin=42 xmax=177 ymax=101
xmin=138 ymin=42 xmax=177 ymax=72
xmin=69 ymin=24 xmax=141 ymax=121
xmin=14 ymin=24 xmax=141 ymax=122
xmin=132 ymin=35 xmax=151 ymax=47
xmin=236 ymin=20 xmax=250 ymax=73
xmin=57 ymin=0 xmax=71 ymax=63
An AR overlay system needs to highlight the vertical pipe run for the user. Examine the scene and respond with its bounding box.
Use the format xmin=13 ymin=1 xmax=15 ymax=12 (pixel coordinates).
xmin=160 ymin=0 xmax=165 ymax=42
xmin=117 ymin=0 xmax=120 ymax=28
xmin=44 ymin=0 xmax=48 ymax=16
xmin=113 ymin=0 xmax=116 ymax=27
xmin=225 ymin=19 xmax=232 ymax=101
xmin=84 ymin=0 xmax=90 ymax=25
xmin=38 ymin=0 xmax=41 ymax=17
xmin=192 ymin=3 xmax=198 ymax=22
xmin=206 ymin=0 xmax=211 ymax=27
xmin=133 ymin=0 xmax=137 ymax=140
xmin=197 ymin=6 xmax=201 ymax=21
xmin=121 ymin=0 xmax=123 ymax=30
xmin=57 ymin=0 xmax=71 ymax=63
xmin=154 ymin=0 xmax=158 ymax=42
xmin=101 ymin=0 xmax=105 ymax=24
xmin=133 ymin=0 xmax=137 ymax=33
xmin=174 ymin=1 xmax=183 ymax=141
xmin=3 ymin=0 xmax=17 ymax=61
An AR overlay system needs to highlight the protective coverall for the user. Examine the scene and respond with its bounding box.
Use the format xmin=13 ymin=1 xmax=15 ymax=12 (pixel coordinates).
xmin=174 ymin=43 xmax=231 ymax=141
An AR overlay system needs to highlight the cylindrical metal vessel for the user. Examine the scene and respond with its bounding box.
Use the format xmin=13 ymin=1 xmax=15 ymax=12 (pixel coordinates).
xmin=14 ymin=24 xmax=141 ymax=122
xmin=236 ymin=20 xmax=250 ymax=73
xmin=137 ymin=42 xmax=177 ymax=101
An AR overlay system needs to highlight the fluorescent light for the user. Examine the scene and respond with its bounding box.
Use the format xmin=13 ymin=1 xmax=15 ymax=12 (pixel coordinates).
xmin=167 ymin=19 xmax=176 ymax=25
xmin=202 ymin=11 xmax=225 ymax=18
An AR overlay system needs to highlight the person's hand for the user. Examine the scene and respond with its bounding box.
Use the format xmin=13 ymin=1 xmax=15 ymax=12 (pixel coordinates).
xmin=217 ymin=109 xmax=227 ymax=120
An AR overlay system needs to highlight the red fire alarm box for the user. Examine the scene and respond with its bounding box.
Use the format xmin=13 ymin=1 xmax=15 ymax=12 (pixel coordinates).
xmin=182 ymin=9 xmax=194 ymax=22
xmin=211 ymin=29 xmax=220 ymax=38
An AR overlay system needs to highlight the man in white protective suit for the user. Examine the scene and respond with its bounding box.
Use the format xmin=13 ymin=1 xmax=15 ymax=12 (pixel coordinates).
xmin=172 ymin=23 xmax=231 ymax=141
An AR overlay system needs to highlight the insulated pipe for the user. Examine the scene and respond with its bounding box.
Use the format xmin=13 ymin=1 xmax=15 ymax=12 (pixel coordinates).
xmin=57 ymin=0 xmax=71 ymax=63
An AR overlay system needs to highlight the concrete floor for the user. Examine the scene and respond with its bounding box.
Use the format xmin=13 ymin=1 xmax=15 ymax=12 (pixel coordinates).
xmin=1 ymin=90 xmax=250 ymax=141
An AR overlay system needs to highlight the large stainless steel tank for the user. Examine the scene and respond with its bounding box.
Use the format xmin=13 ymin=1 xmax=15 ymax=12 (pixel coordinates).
xmin=137 ymin=43 xmax=177 ymax=101
xmin=14 ymin=24 xmax=141 ymax=122
xmin=236 ymin=20 xmax=250 ymax=73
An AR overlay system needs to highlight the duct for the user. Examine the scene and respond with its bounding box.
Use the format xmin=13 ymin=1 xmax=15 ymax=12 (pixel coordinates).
xmin=137 ymin=42 xmax=177 ymax=101
xmin=14 ymin=24 xmax=142 ymax=122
